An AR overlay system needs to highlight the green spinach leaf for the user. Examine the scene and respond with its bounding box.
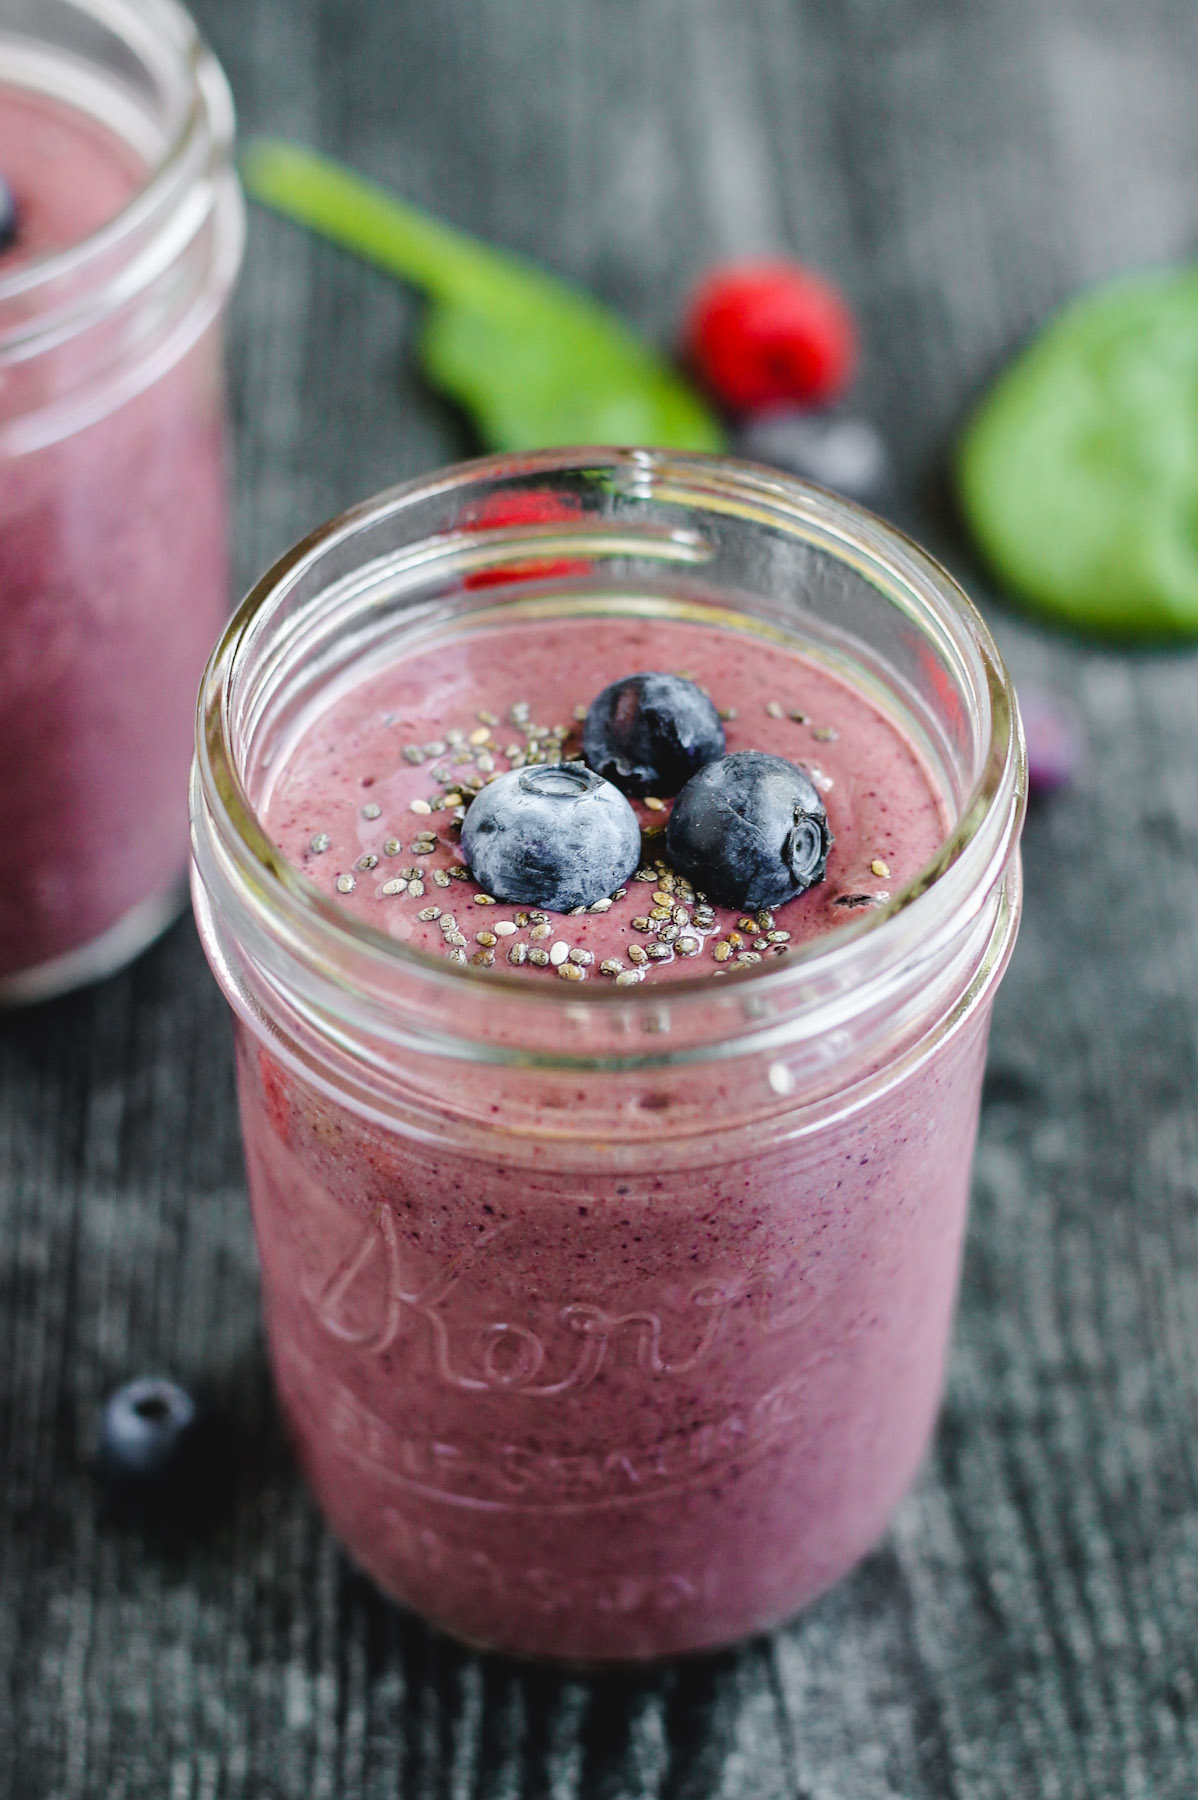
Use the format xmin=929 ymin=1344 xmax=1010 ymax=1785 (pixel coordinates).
xmin=242 ymin=139 xmax=724 ymax=455
xmin=958 ymin=266 xmax=1198 ymax=638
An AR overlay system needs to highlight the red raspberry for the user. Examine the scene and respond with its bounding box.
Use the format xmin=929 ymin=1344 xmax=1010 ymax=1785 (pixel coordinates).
xmin=461 ymin=489 xmax=590 ymax=590
xmin=683 ymin=260 xmax=858 ymax=413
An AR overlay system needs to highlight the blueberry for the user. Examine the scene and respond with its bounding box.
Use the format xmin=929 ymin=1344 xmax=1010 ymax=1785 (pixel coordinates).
xmin=582 ymin=672 xmax=726 ymax=795
xmin=666 ymin=751 xmax=832 ymax=910
xmin=1019 ymin=684 xmax=1084 ymax=797
xmin=734 ymin=410 xmax=890 ymax=507
xmin=98 ymin=1376 xmax=200 ymax=1488
xmin=461 ymin=762 xmax=641 ymax=912
xmin=0 ymin=178 xmax=17 ymax=255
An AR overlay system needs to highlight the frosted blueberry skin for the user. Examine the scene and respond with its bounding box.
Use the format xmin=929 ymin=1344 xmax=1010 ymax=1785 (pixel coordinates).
xmin=666 ymin=750 xmax=832 ymax=910
xmin=0 ymin=177 xmax=17 ymax=254
xmin=98 ymin=1377 xmax=200 ymax=1488
xmin=461 ymin=762 xmax=642 ymax=911
xmin=583 ymin=672 xmax=726 ymax=795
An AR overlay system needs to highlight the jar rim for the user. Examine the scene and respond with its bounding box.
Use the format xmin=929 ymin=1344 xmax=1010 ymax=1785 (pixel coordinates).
xmin=193 ymin=449 xmax=1026 ymax=1068
xmin=0 ymin=0 xmax=236 ymax=353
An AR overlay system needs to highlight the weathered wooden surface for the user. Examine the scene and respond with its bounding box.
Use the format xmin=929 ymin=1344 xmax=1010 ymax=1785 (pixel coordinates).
xmin=5 ymin=0 xmax=1198 ymax=1793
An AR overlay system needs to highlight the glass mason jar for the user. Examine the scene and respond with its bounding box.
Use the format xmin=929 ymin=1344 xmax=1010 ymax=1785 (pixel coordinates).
xmin=191 ymin=450 xmax=1025 ymax=1662
xmin=0 ymin=0 xmax=243 ymax=1000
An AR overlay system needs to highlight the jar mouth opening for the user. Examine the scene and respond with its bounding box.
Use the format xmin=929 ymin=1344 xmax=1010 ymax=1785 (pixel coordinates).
xmin=0 ymin=0 xmax=234 ymax=351
xmin=195 ymin=449 xmax=1026 ymax=1034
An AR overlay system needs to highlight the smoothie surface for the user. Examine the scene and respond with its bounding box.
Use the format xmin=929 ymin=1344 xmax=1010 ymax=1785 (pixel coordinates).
xmin=0 ymin=84 xmax=143 ymax=267
xmin=263 ymin=611 xmax=950 ymax=983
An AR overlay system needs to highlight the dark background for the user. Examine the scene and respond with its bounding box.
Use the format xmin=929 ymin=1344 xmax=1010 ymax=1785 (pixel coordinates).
xmin=5 ymin=1 xmax=1198 ymax=1793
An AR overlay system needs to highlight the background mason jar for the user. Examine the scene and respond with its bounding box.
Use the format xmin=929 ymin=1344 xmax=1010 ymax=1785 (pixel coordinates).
xmin=0 ymin=0 xmax=244 ymax=1000
xmin=191 ymin=450 xmax=1026 ymax=1660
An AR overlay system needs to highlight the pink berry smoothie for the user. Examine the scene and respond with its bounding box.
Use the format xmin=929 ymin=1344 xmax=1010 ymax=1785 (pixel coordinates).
xmin=230 ymin=608 xmax=999 ymax=1660
xmin=0 ymin=84 xmax=232 ymax=993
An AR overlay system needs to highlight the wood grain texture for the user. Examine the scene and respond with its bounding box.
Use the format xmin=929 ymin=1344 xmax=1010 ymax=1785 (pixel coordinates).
xmin=5 ymin=0 xmax=1198 ymax=1792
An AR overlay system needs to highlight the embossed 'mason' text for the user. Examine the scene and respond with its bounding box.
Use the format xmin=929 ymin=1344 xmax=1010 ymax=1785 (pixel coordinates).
xmin=279 ymin=1339 xmax=816 ymax=1511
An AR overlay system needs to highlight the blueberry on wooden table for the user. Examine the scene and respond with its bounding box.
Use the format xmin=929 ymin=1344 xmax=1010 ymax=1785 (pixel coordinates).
xmin=1019 ymin=684 xmax=1084 ymax=796
xmin=98 ymin=1376 xmax=201 ymax=1491
xmin=734 ymin=409 xmax=890 ymax=507
xmin=582 ymin=672 xmax=726 ymax=795
xmin=461 ymin=763 xmax=641 ymax=912
xmin=666 ymin=751 xmax=832 ymax=910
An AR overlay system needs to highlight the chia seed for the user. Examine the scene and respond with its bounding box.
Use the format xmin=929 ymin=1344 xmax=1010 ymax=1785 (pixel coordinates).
xmin=309 ymin=833 xmax=331 ymax=854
